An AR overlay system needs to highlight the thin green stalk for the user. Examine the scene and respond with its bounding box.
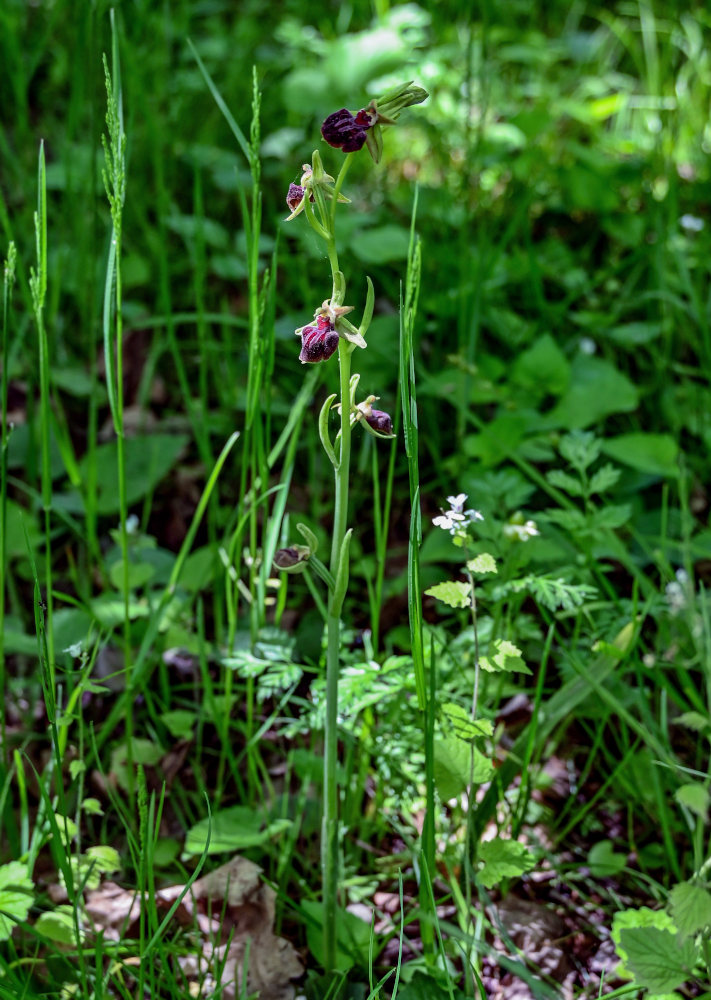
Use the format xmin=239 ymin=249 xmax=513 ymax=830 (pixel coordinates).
xmin=0 ymin=242 xmax=17 ymax=767
xmin=29 ymin=143 xmax=56 ymax=690
xmin=320 ymin=153 xmax=355 ymax=973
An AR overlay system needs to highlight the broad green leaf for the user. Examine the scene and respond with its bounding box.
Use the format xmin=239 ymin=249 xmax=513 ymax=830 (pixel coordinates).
xmin=82 ymin=798 xmax=103 ymax=816
xmin=301 ymin=900 xmax=371 ymax=972
xmin=108 ymin=559 xmax=155 ymax=591
xmin=433 ymin=737 xmax=492 ymax=800
xmin=350 ymin=224 xmax=411 ymax=264
xmin=161 ymin=709 xmax=196 ymax=741
xmin=433 ymin=736 xmax=470 ymax=800
xmin=425 ymin=580 xmax=471 ymax=608
xmin=511 ymin=333 xmax=570 ymax=398
xmin=183 ymin=806 xmax=292 ymax=857
xmin=467 ymin=553 xmax=497 ymax=575
xmin=587 ymin=840 xmax=626 ymax=877
xmin=675 ymin=782 xmax=709 ymax=819
xmin=36 ymin=905 xmax=82 ymax=945
xmin=480 ymin=638 xmax=530 ymax=675
xmin=86 ymin=845 xmax=120 ymax=874
xmin=669 ymin=882 xmax=711 ymax=938
xmin=0 ymin=862 xmax=33 ymax=941
xmin=442 ymin=702 xmax=493 ymax=742
xmin=477 ymin=838 xmax=535 ymax=889
xmin=602 ymin=433 xmax=679 ymax=479
xmin=546 ymin=357 xmax=638 ymax=429
xmin=612 ymin=907 xmax=680 ymax=978
xmin=78 ymin=433 xmax=189 ymax=514
xmin=620 ymin=926 xmax=697 ymax=993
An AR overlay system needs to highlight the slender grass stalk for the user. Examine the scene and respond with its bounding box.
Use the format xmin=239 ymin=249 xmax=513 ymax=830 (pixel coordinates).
xmin=101 ymin=17 xmax=132 ymax=795
xmin=29 ymin=143 xmax=55 ymax=692
xmin=0 ymin=242 xmax=17 ymax=766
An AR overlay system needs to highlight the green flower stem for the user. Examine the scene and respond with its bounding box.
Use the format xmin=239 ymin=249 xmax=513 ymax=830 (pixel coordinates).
xmin=319 ymin=153 xmax=356 ymax=972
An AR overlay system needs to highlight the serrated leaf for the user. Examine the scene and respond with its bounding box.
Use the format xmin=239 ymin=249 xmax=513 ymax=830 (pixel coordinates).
xmin=540 ymin=508 xmax=588 ymax=532
xmin=442 ymin=702 xmax=493 ymax=741
xmin=675 ymin=782 xmax=709 ymax=819
xmin=589 ymin=503 xmax=632 ymax=530
xmin=0 ymin=863 xmax=33 ymax=941
xmin=467 ymin=553 xmax=497 ymax=575
xmin=477 ymin=837 xmax=535 ymax=889
xmin=669 ymin=882 xmax=711 ymax=938
xmin=480 ymin=638 xmax=530 ymax=675
xmin=546 ymin=470 xmax=585 ymax=496
xmin=588 ymin=463 xmax=621 ymax=494
xmin=612 ymin=907 xmax=677 ymax=978
xmin=425 ymin=580 xmax=471 ymax=609
xmin=620 ymin=926 xmax=697 ymax=993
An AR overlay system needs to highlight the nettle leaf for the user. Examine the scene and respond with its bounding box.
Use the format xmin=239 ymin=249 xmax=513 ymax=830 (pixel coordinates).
xmin=442 ymin=702 xmax=493 ymax=742
xmin=467 ymin=553 xmax=497 ymax=575
xmin=669 ymin=882 xmax=711 ymax=938
xmin=480 ymin=639 xmax=530 ymax=675
xmin=619 ymin=926 xmax=698 ymax=994
xmin=425 ymin=580 xmax=471 ymax=609
xmin=477 ymin=838 xmax=535 ymax=889
xmin=612 ymin=907 xmax=677 ymax=979
xmin=675 ymin=782 xmax=709 ymax=819
xmin=0 ymin=863 xmax=33 ymax=941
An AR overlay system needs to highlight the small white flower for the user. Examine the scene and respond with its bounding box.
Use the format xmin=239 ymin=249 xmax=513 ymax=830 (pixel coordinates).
xmin=503 ymin=519 xmax=540 ymax=542
xmin=433 ymin=493 xmax=483 ymax=534
xmin=680 ymin=214 xmax=704 ymax=232
xmin=579 ymin=337 xmax=596 ymax=355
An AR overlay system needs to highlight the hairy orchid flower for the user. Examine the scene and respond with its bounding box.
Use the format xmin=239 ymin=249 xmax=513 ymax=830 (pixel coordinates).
xmin=295 ymin=300 xmax=355 ymax=364
xmin=297 ymin=314 xmax=340 ymax=364
xmin=321 ymin=83 xmax=428 ymax=162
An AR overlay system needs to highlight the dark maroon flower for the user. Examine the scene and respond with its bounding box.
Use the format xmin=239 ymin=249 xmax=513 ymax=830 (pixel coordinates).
xmin=321 ymin=108 xmax=374 ymax=153
xmin=298 ymin=314 xmax=339 ymax=364
xmin=286 ymin=183 xmax=305 ymax=213
xmin=365 ymin=409 xmax=393 ymax=435
xmin=273 ymin=545 xmax=310 ymax=571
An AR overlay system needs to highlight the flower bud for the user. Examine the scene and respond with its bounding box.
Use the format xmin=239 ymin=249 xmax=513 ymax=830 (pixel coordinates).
xmin=365 ymin=409 xmax=393 ymax=435
xmin=273 ymin=545 xmax=311 ymax=573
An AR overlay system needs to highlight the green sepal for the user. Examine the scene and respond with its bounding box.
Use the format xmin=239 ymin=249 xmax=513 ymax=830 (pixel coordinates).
xmin=319 ymin=393 xmax=339 ymax=468
xmin=296 ymin=523 xmax=319 ymax=553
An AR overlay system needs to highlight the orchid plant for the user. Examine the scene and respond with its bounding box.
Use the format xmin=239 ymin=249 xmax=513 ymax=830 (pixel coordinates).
xmin=274 ymin=82 xmax=427 ymax=974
